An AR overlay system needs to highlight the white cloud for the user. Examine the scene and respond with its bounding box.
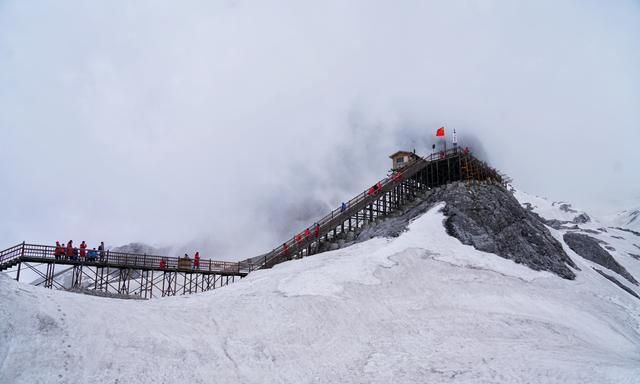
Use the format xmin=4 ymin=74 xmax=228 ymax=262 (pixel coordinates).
xmin=1 ymin=0 xmax=638 ymax=258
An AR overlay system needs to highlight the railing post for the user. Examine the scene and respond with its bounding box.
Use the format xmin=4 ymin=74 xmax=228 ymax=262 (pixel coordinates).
xmin=20 ymin=241 xmax=25 ymax=259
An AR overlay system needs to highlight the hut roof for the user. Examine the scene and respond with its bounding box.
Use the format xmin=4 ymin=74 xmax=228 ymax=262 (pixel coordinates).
xmin=389 ymin=150 xmax=417 ymax=159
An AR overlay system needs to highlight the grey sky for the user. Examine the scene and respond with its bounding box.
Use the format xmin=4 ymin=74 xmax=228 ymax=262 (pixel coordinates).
xmin=1 ymin=1 xmax=638 ymax=259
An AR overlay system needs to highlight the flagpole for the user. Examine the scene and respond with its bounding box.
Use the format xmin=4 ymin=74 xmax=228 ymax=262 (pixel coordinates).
xmin=453 ymin=127 xmax=458 ymax=153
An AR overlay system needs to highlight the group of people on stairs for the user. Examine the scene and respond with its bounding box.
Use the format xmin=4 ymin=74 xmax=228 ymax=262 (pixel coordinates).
xmin=278 ymin=169 xmax=408 ymax=262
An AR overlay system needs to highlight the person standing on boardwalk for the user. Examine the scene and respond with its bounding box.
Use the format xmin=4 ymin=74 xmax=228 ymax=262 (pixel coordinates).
xmin=66 ymin=240 xmax=74 ymax=259
xmin=54 ymin=241 xmax=62 ymax=260
xmin=79 ymin=241 xmax=87 ymax=260
xmin=98 ymin=242 xmax=105 ymax=261
xmin=194 ymin=252 xmax=200 ymax=270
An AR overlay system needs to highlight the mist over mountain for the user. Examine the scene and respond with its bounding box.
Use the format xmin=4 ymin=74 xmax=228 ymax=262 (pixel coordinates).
xmin=0 ymin=1 xmax=638 ymax=260
xmin=1 ymin=2 xmax=639 ymax=382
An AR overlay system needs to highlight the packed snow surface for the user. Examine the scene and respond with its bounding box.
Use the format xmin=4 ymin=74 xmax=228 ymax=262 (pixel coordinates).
xmin=2 ymin=203 xmax=640 ymax=384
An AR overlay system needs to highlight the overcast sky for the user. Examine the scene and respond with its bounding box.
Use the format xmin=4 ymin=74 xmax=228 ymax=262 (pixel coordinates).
xmin=1 ymin=1 xmax=638 ymax=260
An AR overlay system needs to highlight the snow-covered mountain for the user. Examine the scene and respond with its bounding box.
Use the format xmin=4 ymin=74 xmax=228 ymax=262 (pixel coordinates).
xmin=606 ymin=208 xmax=640 ymax=233
xmin=1 ymin=184 xmax=639 ymax=383
xmin=110 ymin=242 xmax=171 ymax=255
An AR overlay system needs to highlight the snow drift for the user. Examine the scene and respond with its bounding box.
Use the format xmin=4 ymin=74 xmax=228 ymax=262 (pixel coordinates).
xmin=2 ymin=190 xmax=640 ymax=383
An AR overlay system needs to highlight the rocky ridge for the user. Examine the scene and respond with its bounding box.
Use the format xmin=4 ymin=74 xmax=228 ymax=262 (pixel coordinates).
xmin=351 ymin=182 xmax=577 ymax=279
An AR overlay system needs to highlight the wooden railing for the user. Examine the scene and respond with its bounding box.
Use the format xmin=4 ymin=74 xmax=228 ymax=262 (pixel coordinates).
xmin=254 ymin=147 xmax=469 ymax=269
xmin=0 ymin=243 xmax=253 ymax=275
xmin=0 ymin=243 xmax=24 ymax=266
xmin=1 ymin=146 xmax=491 ymax=281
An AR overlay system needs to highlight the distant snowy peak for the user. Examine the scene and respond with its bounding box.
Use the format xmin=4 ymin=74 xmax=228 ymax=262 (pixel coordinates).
xmin=110 ymin=242 xmax=170 ymax=256
xmin=609 ymin=209 xmax=640 ymax=232
xmin=617 ymin=209 xmax=640 ymax=226
xmin=511 ymin=187 xmax=591 ymax=226
xmin=513 ymin=185 xmax=639 ymax=234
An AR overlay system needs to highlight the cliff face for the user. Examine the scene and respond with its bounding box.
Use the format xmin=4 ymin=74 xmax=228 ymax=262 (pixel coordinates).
xmin=432 ymin=183 xmax=577 ymax=279
xmin=355 ymin=182 xmax=577 ymax=279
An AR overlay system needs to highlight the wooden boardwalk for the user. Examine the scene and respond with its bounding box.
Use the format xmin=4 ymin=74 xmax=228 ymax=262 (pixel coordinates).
xmin=1 ymin=147 xmax=503 ymax=298
xmin=251 ymin=147 xmax=503 ymax=269
xmin=0 ymin=243 xmax=252 ymax=298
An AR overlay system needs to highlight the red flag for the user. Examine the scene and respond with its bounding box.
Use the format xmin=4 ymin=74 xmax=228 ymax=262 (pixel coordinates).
xmin=436 ymin=127 xmax=445 ymax=137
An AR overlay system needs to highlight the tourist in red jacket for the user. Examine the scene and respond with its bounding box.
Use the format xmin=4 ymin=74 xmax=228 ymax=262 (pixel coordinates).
xmin=79 ymin=241 xmax=87 ymax=259
xmin=194 ymin=252 xmax=200 ymax=270
xmin=54 ymin=241 xmax=62 ymax=259
xmin=66 ymin=240 xmax=74 ymax=259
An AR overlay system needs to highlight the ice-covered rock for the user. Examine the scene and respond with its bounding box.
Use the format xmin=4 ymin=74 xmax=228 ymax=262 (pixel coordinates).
xmin=563 ymin=233 xmax=638 ymax=286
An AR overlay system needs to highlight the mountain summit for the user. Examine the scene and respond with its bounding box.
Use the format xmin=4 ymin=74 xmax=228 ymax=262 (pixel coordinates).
xmin=1 ymin=182 xmax=639 ymax=383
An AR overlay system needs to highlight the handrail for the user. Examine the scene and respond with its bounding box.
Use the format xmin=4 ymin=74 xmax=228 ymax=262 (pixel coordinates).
xmin=1 ymin=147 xmax=477 ymax=277
xmin=1 ymin=243 xmax=251 ymax=275
xmin=256 ymin=147 xmax=467 ymax=268
xmin=0 ymin=243 xmax=24 ymax=265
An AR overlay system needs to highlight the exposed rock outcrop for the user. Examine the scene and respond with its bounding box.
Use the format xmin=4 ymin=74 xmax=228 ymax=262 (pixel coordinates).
xmin=523 ymin=202 xmax=591 ymax=230
xmin=573 ymin=213 xmax=591 ymax=224
xmin=612 ymin=227 xmax=640 ymax=238
xmin=563 ymin=233 xmax=638 ymax=285
xmin=532 ymin=216 xmax=590 ymax=230
xmin=356 ymin=182 xmax=577 ymax=280
xmin=433 ymin=183 xmax=577 ymax=279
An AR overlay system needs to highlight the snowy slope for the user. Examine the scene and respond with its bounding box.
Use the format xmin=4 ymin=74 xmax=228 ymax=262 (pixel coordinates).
xmin=513 ymin=187 xmax=640 ymax=289
xmin=606 ymin=209 xmax=640 ymax=233
xmin=2 ymin=203 xmax=640 ymax=384
xmin=512 ymin=188 xmax=591 ymax=224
